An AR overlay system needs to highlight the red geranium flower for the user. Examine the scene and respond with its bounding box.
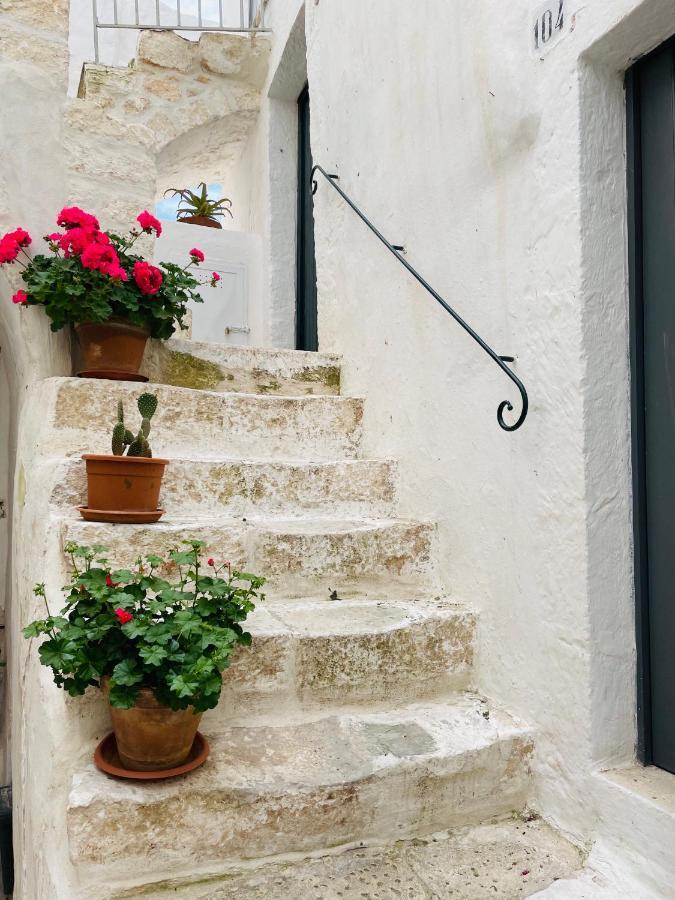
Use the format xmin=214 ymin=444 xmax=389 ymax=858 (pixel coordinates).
xmin=207 ymin=558 xmax=215 ymax=567
xmin=189 ymin=248 xmax=205 ymax=263
xmin=4 ymin=227 xmax=31 ymax=248
xmin=108 ymin=265 xmax=128 ymax=282
xmin=0 ymin=238 xmax=20 ymax=264
xmin=114 ymin=608 xmax=133 ymax=625
xmin=210 ymin=272 xmax=221 ymax=287
xmin=58 ymin=226 xmax=100 ymax=257
xmin=137 ymin=210 xmax=162 ymax=237
xmin=12 ymin=290 xmax=27 ymax=305
xmin=81 ymin=241 xmax=121 ymax=277
xmin=133 ymin=260 xmax=163 ymax=295
xmin=106 ymin=574 xmax=120 ymax=588
xmin=57 ymin=206 xmax=100 ymax=231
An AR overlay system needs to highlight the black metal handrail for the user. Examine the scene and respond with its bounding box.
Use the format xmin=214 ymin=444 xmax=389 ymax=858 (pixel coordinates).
xmin=311 ymin=165 xmax=529 ymax=432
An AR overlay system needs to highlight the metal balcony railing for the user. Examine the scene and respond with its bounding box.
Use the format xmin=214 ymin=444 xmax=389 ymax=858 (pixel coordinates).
xmin=92 ymin=0 xmax=269 ymax=62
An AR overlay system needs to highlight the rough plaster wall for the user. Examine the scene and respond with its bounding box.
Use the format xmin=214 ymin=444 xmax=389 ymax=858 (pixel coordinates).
xmin=236 ymin=0 xmax=305 ymax=347
xmin=0 ymin=3 xmax=76 ymax=897
xmin=290 ymin=0 xmax=675 ymax=851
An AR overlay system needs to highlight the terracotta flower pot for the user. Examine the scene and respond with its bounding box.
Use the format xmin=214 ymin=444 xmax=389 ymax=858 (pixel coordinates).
xmin=178 ymin=215 xmax=222 ymax=229
xmin=81 ymin=454 xmax=168 ymax=523
xmin=102 ymin=677 xmax=202 ymax=771
xmin=75 ymin=319 xmax=150 ymax=381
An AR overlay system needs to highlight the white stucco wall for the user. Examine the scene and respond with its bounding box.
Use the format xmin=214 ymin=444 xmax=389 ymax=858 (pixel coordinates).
xmin=241 ymin=0 xmax=675 ymax=888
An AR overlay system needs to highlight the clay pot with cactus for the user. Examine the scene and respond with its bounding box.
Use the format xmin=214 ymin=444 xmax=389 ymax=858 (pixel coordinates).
xmin=80 ymin=392 xmax=169 ymax=524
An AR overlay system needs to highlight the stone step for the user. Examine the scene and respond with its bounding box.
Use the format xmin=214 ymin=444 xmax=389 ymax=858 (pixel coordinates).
xmin=142 ymin=339 xmax=342 ymax=396
xmin=216 ymin=598 xmax=476 ymax=717
xmin=52 ymin=455 xmax=396 ymax=518
xmin=59 ymin=516 xmax=438 ymax=599
xmin=110 ymin=819 xmax=582 ymax=900
xmin=67 ymin=696 xmax=534 ymax=891
xmin=40 ymin=377 xmax=363 ymax=461
xmin=71 ymin=600 xmax=475 ymax=739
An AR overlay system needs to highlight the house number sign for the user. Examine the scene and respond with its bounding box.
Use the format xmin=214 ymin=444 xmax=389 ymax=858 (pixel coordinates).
xmin=532 ymin=0 xmax=567 ymax=55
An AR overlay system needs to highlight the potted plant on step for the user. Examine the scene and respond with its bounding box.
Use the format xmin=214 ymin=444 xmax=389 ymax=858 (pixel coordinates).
xmin=23 ymin=541 xmax=265 ymax=777
xmin=164 ymin=182 xmax=233 ymax=229
xmin=0 ymin=209 xmax=219 ymax=379
xmin=81 ymin=392 xmax=168 ymax=524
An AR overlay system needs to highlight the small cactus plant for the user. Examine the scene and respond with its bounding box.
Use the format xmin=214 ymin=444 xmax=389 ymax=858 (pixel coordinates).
xmin=111 ymin=393 xmax=158 ymax=458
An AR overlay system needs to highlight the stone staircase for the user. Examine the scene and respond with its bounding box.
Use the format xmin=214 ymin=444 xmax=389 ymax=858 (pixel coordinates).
xmin=25 ymin=338 xmax=581 ymax=899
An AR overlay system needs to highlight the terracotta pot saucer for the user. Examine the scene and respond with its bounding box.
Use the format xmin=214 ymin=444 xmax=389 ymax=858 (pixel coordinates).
xmin=94 ymin=731 xmax=209 ymax=780
xmin=78 ymin=507 xmax=164 ymax=524
xmin=77 ymin=370 xmax=149 ymax=382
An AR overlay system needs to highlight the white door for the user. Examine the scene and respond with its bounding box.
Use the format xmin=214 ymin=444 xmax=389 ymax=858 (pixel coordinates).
xmin=155 ymin=223 xmax=262 ymax=346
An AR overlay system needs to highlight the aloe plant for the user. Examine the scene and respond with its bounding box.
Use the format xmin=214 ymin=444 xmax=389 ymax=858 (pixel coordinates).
xmin=163 ymin=182 xmax=233 ymax=224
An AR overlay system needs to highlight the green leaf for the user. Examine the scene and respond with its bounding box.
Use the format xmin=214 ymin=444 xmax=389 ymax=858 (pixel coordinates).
xmin=139 ymin=644 xmax=168 ymax=667
xmin=169 ymin=674 xmax=199 ymax=699
xmin=108 ymin=682 xmax=140 ymax=709
xmin=121 ymin=619 xmax=148 ymax=639
xmin=111 ymin=659 xmax=143 ymax=686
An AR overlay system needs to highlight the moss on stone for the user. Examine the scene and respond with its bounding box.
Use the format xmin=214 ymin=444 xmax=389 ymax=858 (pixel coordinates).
xmin=256 ymin=379 xmax=281 ymax=395
xmin=296 ymin=364 xmax=341 ymax=391
xmin=164 ymin=350 xmax=225 ymax=391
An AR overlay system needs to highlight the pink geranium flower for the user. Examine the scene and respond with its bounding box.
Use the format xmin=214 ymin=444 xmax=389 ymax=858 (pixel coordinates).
xmin=189 ymin=248 xmax=205 ymax=263
xmin=133 ymin=260 xmax=163 ymax=295
xmin=137 ymin=211 xmax=162 ymax=237
xmin=12 ymin=290 xmax=27 ymax=305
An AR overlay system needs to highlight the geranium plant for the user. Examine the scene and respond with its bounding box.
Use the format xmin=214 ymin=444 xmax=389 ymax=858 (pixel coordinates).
xmin=23 ymin=541 xmax=265 ymax=712
xmin=0 ymin=207 xmax=218 ymax=340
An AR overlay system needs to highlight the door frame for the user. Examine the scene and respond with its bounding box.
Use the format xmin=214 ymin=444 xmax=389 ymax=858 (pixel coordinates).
xmin=626 ymin=36 xmax=675 ymax=766
xmin=295 ymin=83 xmax=318 ymax=352
xmin=626 ymin=60 xmax=651 ymax=765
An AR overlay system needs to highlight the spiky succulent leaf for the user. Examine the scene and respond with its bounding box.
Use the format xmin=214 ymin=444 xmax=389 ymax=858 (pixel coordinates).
xmin=117 ymin=400 xmax=124 ymax=424
xmin=127 ymin=431 xmax=152 ymax=458
xmin=137 ymin=393 xmax=157 ymax=420
xmin=141 ymin=417 xmax=151 ymax=438
xmin=112 ymin=422 xmax=126 ymax=456
xmin=124 ymin=429 xmax=134 ymax=444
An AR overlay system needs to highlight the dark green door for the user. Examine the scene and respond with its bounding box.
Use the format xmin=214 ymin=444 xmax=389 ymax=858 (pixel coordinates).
xmin=296 ymin=85 xmax=318 ymax=351
xmin=629 ymin=39 xmax=675 ymax=774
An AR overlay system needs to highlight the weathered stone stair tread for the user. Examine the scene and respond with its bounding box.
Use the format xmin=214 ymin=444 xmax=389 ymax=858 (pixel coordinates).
xmin=68 ymin=695 xmax=533 ymax=882
xmin=60 ymin=515 xmax=437 ymax=596
xmin=219 ymin=598 xmax=475 ymax=713
xmin=111 ymin=819 xmax=583 ymax=900
xmin=142 ymin=339 xmax=342 ymax=396
xmin=42 ymin=377 xmax=363 ymax=461
xmin=52 ymin=456 xmax=397 ymax=517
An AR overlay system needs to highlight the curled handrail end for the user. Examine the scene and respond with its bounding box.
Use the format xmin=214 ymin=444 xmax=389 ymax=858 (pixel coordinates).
xmin=497 ymin=397 xmax=528 ymax=432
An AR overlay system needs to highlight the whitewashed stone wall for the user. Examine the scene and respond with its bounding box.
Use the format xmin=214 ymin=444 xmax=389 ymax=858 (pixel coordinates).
xmin=241 ymin=0 xmax=675 ymax=893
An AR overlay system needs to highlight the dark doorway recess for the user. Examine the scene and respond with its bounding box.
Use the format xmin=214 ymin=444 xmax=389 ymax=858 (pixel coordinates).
xmin=628 ymin=36 xmax=675 ymax=774
xmin=296 ymin=84 xmax=318 ymax=352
